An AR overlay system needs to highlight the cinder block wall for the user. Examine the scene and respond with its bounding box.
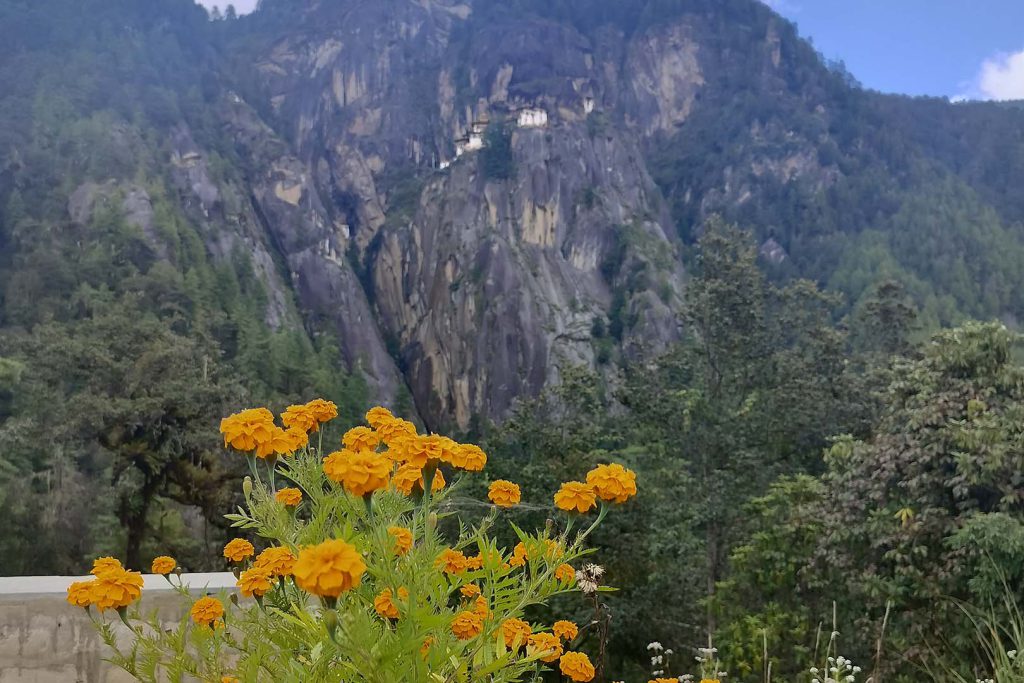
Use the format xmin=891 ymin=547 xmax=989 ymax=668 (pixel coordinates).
xmin=0 ymin=574 xmax=235 ymax=683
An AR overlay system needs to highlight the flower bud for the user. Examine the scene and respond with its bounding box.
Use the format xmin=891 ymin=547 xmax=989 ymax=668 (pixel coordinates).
xmin=242 ymin=476 xmax=253 ymax=498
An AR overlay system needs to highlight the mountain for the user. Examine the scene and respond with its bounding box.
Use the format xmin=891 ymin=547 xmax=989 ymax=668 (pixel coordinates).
xmin=3 ymin=0 xmax=1024 ymax=570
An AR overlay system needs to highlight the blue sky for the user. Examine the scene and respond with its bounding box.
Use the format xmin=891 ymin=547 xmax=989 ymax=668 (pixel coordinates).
xmin=765 ymin=0 xmax=1024 ymax=100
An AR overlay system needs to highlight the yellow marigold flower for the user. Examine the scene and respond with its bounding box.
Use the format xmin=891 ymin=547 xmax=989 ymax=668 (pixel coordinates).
xmin=91 ymin=567 xmax=144 ymax=611
xmin=365 ymin=406 xmax=394 ymax=429
xmin=323 ymin=449 xmax=390 ymax=496
xmin=464 ymin=554 xmax=484 ymax=570
xmin=151 ymin=556 xmax=176 ymax=575
xmin=400 ymin=435 xmax=434 ymax=468
xmin=555 ymin=563 xmax=576 ymax=584
xmin=455 ymin=443 xmax=487 ymax=471
xmin=221 ymin=677 xmax=239 ymax=683
xmin=559 ymin=651 xmax=596 ymax=682
xmin=66 ymin=580 xmax=95 ymax=608
xmin=553 ymin=620 xmax=579 ymax=641
xmin=554 ymin=481 xmax=597 ymax=513
xmin=451 ymin=610 xmax=484 ymax=640
xmin=376 ymin=417 xmax=417 ymax=445
xmin=436 ymin=548 xmax=468 ymax=574
xmin=293 ymin=539 xmax=366 ymax=598
xmin=274 ymin=487 xmax=303 ymax=507
xmin=585 ymin=463 xmax=637 ymax=504
xmin=501 ymin=617 xmax=532 ymax=649
xmin=544 ymin=539 xmax=564 ymax=559
xmin=254 ymin=546 xmax=296 ymax=577
xmin=90 ymin=556 xmax=123 ymax=576
xmin=488 ymin=480 xmax=521 ymax=507
xmin=392 ymin=462 xmax=445 ymax=495
xmin=223 ymin=538 xmax=255 ymax=563
xmin=460 ymin=583 xmax=481 ymax=598
xmin=305 ymin=399 xmax=338 ymax=424
xmin=528 ymin=632 xmax=563 ymax=663
xmin=473 ymin=595 xmax=489 ymax=617
xmin=238 ymin=566 xmax=273 ymax=598
xmin=191 ymin=596 xmax=224 ymax=628
xmin=387 ymin=526 xmax=413 ymax=556
xmin=219 ymin=407 xmax=275 ymax=451
xmin=699 ymin=680 xmax=721 ymax=683
xmin=281 ymin=404 xmax=318 ymax=433
xmin=342 ymin=426 xmax=380 ymax=452
xmin=373 ymin=586 xmax=409 ymax=620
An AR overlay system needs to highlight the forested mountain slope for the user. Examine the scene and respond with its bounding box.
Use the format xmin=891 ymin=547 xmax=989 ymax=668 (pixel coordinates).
xmin=1 ymin=0 xmax=1024 ymax=575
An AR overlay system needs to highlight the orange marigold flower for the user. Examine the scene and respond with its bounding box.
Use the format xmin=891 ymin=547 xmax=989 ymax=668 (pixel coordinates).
xmin=464 ymin=554 xmax=484 ymax=570
xmin=221 ymin=677 xmax=239 ymax=683
xmin=460 ymin=583 xmax=481 ymax=598
xmin=388 ymin=526 xmax=413 ymax=556
xmin=488 ymin=480 xmax=521 ymax=507
xmin=501 ymin=617 xmax=532 ymax=649
xmin=554 ymin=481 xmax=597 ymax=513
xmin=585 ymin=463 xmax=637 ymax=504
xmin=342 ymin=426 xmax=380 ymax=452
xmin=323 ymin=449 xmax=390 ymax=496
xmin=286 ymin=426 xmax=309 ymax=450
xmin=653 ymin=679 xmax=681 ymax=683
xmin=66 ymin=580 xmax=95 ymax=608
xmin=254 ymin=425 xmax=299 ymax=459
xmin=420 ymin=636 xmax=433 ymax=658
xmin=238 ymin=566 xmax=273 ymax=598
xmin=392 ymin=462 xmax=445 ymax=495
xmin=90 ymin=556 xmax=123 ymax=576
xmin=436 ymin=548 xmax=468 ymax=574
xmin=373 ymin=586 xmax=409 ymax=619
xmin=528 ymin=632 xmax=563 ymax=663
xmin=151 ymin=556 xmax=176 ymax=575
xmin=451 ymin=610 xmax=484 ymax=640
xmin=509 ymin=542 xmax=529 ymax=567
xmin=254 ymin=546 xmax=296 ymax=577
xmin=473 ymin=595 xmax=489 ymax=617
xmin=223 ymin=538 xmax=255 ymax=563
xmin=91 ymin=567 xmax=144 ymax=611
xmin=274 ymin=487 xmax=303 ymax=507
xmin=376 ymin=417 xmax=417 ymax=445
xmin=454 ymin=443 xmax=487 ymax=471
xmin=219 ymin=408 xmax=275 ymax=452
xmin=553 ymin=620 xmax=579 ymax=641
xmin=365 ymin=406 xmax=395 ymax=429
xmin=191 ymin=596 xmax=224 ymax=628
xmin=554 ymin=563 xmax=576 ymax=584
xmin=293 ymin=539 xmax=366 ymax=598
xmin=699 ymin=679 xmax=721 ymax=683
xmin=305 ymin=399 xmax=338 ymax=424
xmin=559 ymin=651 xmax=596 ymax=682
xmin=281 ymin=404 xmax=318 ymax=433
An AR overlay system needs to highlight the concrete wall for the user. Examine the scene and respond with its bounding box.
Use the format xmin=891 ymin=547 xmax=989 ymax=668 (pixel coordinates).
xmin=0 ymin=574 xmax=235 ymax=683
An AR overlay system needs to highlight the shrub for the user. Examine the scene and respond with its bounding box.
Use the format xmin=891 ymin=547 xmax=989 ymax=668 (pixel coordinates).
xmin=70 ymin=400 xmax=636 ymax=682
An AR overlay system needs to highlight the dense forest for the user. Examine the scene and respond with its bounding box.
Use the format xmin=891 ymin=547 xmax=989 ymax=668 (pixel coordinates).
xmin=2 ymin=0 xmax=1024 ymax=680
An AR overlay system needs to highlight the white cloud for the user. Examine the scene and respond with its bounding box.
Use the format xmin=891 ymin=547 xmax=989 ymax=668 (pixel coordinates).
xmin=196 ymin=0 xmax=259 ymax=15
xmin=978 ymin=50 xmax=1024 ymax=100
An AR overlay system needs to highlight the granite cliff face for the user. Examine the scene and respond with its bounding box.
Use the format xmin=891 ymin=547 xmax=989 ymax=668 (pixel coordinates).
xmin=162 ymin=0 xmax=728 ymax=428
xmin=48 ymin=0 xmax=862 ymax=429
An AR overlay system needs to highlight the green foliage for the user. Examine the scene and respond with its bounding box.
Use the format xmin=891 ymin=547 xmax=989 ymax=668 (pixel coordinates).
xmin=481 ymin=121 xmax=516 ymax=181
